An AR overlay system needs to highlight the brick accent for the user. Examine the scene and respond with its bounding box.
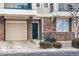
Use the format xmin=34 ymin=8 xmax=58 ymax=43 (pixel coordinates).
xmin=0 ymin=16 xmax=4 ymax=41
xmin=44 ymin=32 xmax=74 ymax=41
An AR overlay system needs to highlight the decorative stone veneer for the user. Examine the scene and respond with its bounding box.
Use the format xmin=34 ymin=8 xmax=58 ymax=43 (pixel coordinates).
xmin=43 ymin=17 xmax=75 ymax=41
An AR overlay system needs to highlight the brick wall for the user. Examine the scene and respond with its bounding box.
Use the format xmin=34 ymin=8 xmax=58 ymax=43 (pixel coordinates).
xmin=44 ymin=32 xmax=74 ymax=41
xmin=43 ymin=17 xmax=56 ymax=33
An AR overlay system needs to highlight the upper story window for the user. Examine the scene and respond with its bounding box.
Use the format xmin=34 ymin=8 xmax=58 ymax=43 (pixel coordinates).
xmin=50 ymin=3 xmax=53 ymax=12
xmin=16 ymin=3 xmax=32 ymax=9
xmin=36 ymin=3 xmax=40 ymax=7
xmin=44 ymin=3 xmax=48 ymax=8
xmin=4 ymin=3 xmax=32 ymax=10
xmin=58 ymin=3 xmax=65 ymax=11
xmin=56 ymin=18 xmax=69 ymax=32
xmin=58 ymin=3 xmax=79 ymax=11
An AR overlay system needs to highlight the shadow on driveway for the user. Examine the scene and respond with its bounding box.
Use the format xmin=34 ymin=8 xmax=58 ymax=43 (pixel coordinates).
xmin=0 ymin=51 xmax=79 ymax=56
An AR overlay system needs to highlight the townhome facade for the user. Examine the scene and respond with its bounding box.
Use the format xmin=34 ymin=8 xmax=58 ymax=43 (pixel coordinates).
xmin=0 ymin=3 xmax=76 ymax=41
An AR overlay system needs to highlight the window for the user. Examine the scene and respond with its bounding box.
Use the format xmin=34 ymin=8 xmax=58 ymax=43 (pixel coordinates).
xmin=56 ymin=18 xmax=69 ymax=32
xmin=16 ymin=3 xmax=32 ymax=9
xmin=44 ymin=3 xmax=48 ymax=8
xmin=59 ymin=3 xmax=64 ymax=11
xmin=58 ymin=3 xmax=75 ymax=11
xmin=36 ymin=3 xmax=40 ymax=7
xmin=4 ymin=3 xmax=32 ymax=9
xmin=50 ymin=3 xmax=53 ymax=12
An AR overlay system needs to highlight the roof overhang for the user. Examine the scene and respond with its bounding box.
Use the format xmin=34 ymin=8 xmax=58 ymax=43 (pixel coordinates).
xmin=0 ymin=9 xmax=37 ymax=16
xmin=0 ymin=9 xmax=37 ymax=19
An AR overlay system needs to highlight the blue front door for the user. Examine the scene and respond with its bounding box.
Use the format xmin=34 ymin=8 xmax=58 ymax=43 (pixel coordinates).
xmin=32 ymin=23 xmax=38 ymax=39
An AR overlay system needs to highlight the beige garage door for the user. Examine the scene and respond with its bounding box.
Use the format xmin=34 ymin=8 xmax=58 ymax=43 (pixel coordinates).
xmin=6 ymin=21 xmax=27 ymax=40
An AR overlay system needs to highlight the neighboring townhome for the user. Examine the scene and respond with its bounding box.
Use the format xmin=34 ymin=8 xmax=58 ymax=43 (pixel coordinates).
xmin=0 ymin=3 xmax=76 ymax=41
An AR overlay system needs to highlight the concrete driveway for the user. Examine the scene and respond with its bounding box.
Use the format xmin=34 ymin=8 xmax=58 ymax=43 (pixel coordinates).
xmin=0 ymin=40 xmax=40 ymax=51
xmin=0 ymin=40 xmax=78 ymax=56
xmin=0 ymin=40 xmax=76 ymax=52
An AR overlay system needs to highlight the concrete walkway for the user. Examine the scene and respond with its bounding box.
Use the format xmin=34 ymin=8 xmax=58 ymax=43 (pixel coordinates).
xmin=59 ymin=41 xmax=74 ymax=49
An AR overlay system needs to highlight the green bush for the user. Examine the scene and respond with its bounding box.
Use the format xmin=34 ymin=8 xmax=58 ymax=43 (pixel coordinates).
xmin=44 ymin=32 xmax=57 ymax=43
xmin=45 ymin=38 xmax=57 ymax=43
xmin=39 ymin=41 xmax=53 ymax=49
xmin=72 ymin=38 xmax=79 ymax=48
xmin=53 ymin=42 xmax=62 ymax=48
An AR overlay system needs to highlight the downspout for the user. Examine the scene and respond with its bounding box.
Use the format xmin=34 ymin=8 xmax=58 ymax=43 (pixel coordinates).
xmin=40 ymin=3 xmax=45 ymax=41
xmin=41 ymin=17 xmax=44 ymax=40
xmin=4 ymin=18 xmax=6 ymax=41
xmin=40 ymin=3 xmax=43 ymax=42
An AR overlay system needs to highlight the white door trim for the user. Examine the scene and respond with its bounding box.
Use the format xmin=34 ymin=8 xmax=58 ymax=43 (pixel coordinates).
xmin=32 ymin=21 xmax=39 ymax=39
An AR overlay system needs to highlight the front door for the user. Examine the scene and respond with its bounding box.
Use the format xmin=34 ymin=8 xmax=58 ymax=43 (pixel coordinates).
xmin=32 ymin=23 xmax=38 ymax=39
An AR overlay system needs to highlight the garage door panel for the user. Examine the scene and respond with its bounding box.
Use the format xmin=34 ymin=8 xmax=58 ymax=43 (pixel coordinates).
xmin=6 ymin=22 xmax=27 ymax=40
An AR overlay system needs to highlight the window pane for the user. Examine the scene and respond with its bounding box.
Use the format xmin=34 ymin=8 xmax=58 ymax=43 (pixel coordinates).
xmin=50 ymin=3 xmax=53 ymax=12
xmin=59 ymin=3 xmax=64 ymax=11
xmin=4 ymin=3 xmax=32 ymax=9
xmin=56 ymin=18 xmax=69 ymax=32
xmin=44 ymin=3 xmax=48 ymax=8
xmin=16 ymin=3 xmax=32 ymax=9
xmin=36 ymin=3 xmax=40 ymax=7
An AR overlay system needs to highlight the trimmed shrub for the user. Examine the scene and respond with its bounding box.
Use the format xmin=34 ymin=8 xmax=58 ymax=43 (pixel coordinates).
xmin=53 ymin=42 xmax=62 ymax=48
xmin=44 ymin=32 xmax=57 ymax=43
xmin=39 ymin=41 xmax=52 ymax=49
xmin=45 ymin=38 xmax=57 ymax=43
xmin=72 ymin=38 xmax=79 ymax=48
